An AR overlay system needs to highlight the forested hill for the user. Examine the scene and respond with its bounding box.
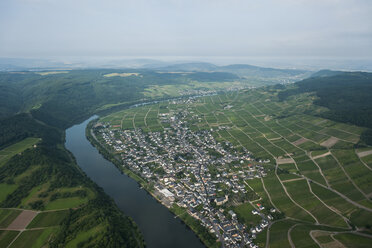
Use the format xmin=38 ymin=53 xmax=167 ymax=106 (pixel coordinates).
xmin=0 ymin=70 xmax=239 ymax=130
xmin=279 ymin=71 xmax=372 ymax=145
xmin=0 ymin=70 xmax=155 ymax=247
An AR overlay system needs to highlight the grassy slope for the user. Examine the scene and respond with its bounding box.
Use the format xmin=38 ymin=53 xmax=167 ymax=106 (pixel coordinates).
xmin=0 ymin=138 xmax=40 ymax=166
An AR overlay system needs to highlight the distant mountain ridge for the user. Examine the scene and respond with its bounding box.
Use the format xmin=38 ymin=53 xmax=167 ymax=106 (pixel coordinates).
xmin=310 ymin=69 xmax=345 ymax=78
xmin=0 ymin=57 xmax=309 ymax=77
xmin=151 ymin=62 xmax=310 ymax=80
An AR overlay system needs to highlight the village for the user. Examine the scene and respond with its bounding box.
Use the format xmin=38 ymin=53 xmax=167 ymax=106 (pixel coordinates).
xmin=94 ymin=99 xmax=274 ymax=248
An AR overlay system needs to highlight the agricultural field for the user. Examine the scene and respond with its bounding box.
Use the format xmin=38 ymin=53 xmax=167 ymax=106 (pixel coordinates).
xmin=143 ymin=81 xmax=250 ymax=98
xmin=0 ymin=139 xmax=96 ymax=247
xmin=0 ymin=209 xmax=69 ymax=247
xmin=98 ymin=86 xmax=372 ymax=247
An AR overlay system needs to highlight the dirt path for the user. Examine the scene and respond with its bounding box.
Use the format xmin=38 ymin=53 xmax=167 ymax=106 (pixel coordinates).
xmin=300 ymin=174 xmax=372 ymax=212
xmin=282 ymin=177 xmax=304 ymax=183
xmin=265 ymin=219 xmax=286 ymax=248
xmin=132 ymin=110 xmax=138 ymax=130
xmin=226 ymin=110 xmax=318 ymax=223
xmin=288 ymin=223 xmax=300 ymax=248
xmin=309 ymin=155 xmax=331 ymax=188
xmin=355 ymin=150 xmax=372 ymax=171
xmin=330 ymin=151 xmax=371 ymax=201
xmin=273 ymin=118 xmax=331 ymax=187
xmin=222 ymin=113 xmax=275 ymax=161
xmin=275 ymin=165 xmax=319 ymax=224
xmin=143 ymin=106 xmax=152 ymax=131
xmin=311 ymin=151 xmax=331 ymax=160
xmin=276 ymin=158 xmax=295 ymax=164
xmin=260 ymin=178 xmax=280 ymax=212
xmin=309 ymin=230 xmax=328 ymax=248
xmin=120 ymin=113 xmax=128 ymax=130
xmin=6 ymin=231 xmax=22 ymax=248
xmin=306 ymin=180 xmax=351 ymax=229
xmin=297 ymin=121 xmax=356 ymax=144
xmin=244 ymin=106 xmax=303 ymax=171
xmin=246 ymin=104 xmax=370 ymax=217
xmin=330 ymin=234 xmax=347 ymax=248
xmin=238 ymin=109 xmax=327 ymax=222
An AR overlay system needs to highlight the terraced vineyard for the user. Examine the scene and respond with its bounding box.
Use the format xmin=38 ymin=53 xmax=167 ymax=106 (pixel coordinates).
xmin=0 ymin=136 xmax=142 ymax=247
xmin=99 ymin=86 xmax=372 ymax=247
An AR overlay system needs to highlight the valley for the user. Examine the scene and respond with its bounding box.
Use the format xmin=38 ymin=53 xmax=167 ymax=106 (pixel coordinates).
xmin=90 ymin=84 xmax=372 ymax=248
xmin=0 ymin=68 xmax=371 ymax=247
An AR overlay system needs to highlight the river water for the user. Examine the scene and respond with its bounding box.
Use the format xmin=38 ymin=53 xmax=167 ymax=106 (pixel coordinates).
xmin=65 ymin=116 xmax=205 ymax=248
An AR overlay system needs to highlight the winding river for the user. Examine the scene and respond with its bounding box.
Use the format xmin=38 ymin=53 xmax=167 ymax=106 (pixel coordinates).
xmin=65 ymin=116 xmax=205 ymax=248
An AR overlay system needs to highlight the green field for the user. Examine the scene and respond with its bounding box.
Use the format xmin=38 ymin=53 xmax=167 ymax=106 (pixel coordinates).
xmin=0 ymin=209 xmax=21 ymax=228
xmin=0 ymin=230 xmax=19 ymax=248
xmin=9 ymin=228 xmax=58 ymax=248
xmin=334 ymin=233 xmax=372 ymax=248
xmin=27 ymin=210 xmax=70 ymax=228
xmin=65 ymin=225 xmax=104 ymax=248
xmin=232 ymin=203 xmax=262 ymax=226
xmin=284 ymin=180 xmax=348 ymax=228
xmin=268 ymin=220 xmax=297 ymax=248
xmin=44 ymin=196 xmax=89 ymax=210
xmin=0 ymin=184 xmax=18 ymax=203
xmin=0 ymin=138 xmax=40 ymax=166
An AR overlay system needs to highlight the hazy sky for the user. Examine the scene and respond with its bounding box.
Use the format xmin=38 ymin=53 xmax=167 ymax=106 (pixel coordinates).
xmin=1 ymin=0 xmax=372 ymax=59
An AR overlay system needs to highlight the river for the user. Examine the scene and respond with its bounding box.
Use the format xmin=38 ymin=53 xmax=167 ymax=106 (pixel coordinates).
xmin=65 ymin=116 xmax=205 ymax=248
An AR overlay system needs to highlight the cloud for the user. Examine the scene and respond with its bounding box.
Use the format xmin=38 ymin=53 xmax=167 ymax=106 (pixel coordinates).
xmin=0 ymin=0 xmax=371 ymax=58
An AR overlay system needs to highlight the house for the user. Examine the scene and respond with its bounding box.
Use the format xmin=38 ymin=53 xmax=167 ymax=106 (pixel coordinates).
xmin=160 ymin=188 xmax=175 ymax=201
xmin=215 ymin=195 xmax=228 ymax=206
xmin=252 ymin=209 xmax=259 ymax=215
xmin=228 ymin=210 xmax=237 ymax=219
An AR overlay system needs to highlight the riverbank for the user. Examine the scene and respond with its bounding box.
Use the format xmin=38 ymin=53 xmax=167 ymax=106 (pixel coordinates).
xmin=67 ymin=117 xmax=205 ymax=247
xmin=85 ymin=118 xmax=219 ymax=248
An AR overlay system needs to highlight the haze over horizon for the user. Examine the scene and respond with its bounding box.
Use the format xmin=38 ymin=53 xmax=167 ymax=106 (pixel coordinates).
xmin=1 ymin=0 xmax=372 ymax=63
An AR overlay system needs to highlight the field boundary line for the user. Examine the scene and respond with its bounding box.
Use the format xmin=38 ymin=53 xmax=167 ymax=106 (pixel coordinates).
xmin=282 ymin=178 xmax=304 ymax=183
xmin=6 ymin=230 xmax=22 ymax=248
xmin=309 ymin=230 xmax=326 ymax=248
xmin=288 ymin=223 xmax=300 ymax=248
xmin=330 ymin=233 xmax=347 ymax=248
xmin=144 ymin=106 xmax=152 ymax=132
xmin=300 ymin=174 xmax=372 ymax=212
xmin=330 ymin=151 xmax=371 ymax=202
xmin=306 ymin=179 xmax=351 ymax=229
xmin=223 ymin=111 xmax=317 ymax=223
xmin=354 ymin=149 xmax=372 ymax=171
xmin=260 ymin=178 xmax=279 ymax=212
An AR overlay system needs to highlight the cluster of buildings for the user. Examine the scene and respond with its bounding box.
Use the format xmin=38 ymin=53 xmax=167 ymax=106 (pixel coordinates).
xmin=95 ymin=99 xmax=273 ymax=247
